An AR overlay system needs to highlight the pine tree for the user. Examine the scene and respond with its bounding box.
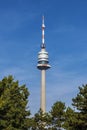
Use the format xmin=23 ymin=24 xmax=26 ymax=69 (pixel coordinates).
xmin=72 ymin=84 xmax=87 ymax=129
xmin=50 ymin=101 xmax=66 ymax=130
xmin=63 ymin=107 xmax=78 ymax=130
xmin=0 ymin=75 xmax=30 ymax=130
xmin=31 ymin=109 xmax=51 ymax=130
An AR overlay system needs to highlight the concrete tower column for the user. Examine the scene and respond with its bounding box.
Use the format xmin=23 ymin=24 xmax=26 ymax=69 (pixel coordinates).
xmin=41 ymin=69 xmax=46 ymax=113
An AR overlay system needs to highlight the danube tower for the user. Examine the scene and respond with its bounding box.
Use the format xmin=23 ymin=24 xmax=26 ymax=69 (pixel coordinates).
xmin=37 ymin=16 xmax=51 ymax=113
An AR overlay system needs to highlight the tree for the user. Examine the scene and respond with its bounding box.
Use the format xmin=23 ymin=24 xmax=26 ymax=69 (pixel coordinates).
xmin=0 ymin=75 xmax=30 ymax=130
xmin=50 ymin=101 xmax=66 ymax=130
xmin=72 ymin=84 xmax=87 ymax=129
xmin=30 ymin=109 xmax=51 ymax=130
xmin=63 ymin=107 xmax=78 ymax=130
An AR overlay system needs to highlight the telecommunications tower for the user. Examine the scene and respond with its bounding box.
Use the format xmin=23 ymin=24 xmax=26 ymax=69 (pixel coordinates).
xmin=37 ymin=16 xmax=51 ymax=113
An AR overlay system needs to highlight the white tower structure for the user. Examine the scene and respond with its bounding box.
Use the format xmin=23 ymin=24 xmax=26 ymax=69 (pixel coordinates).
xmin=37 ymin=16 xmax=51 ymax=113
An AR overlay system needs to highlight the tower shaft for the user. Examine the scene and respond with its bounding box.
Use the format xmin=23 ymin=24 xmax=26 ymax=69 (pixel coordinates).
xmin=41 ymin=70 xmax=46 ymax=113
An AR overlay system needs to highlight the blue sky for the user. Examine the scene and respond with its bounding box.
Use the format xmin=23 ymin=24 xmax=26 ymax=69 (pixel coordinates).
xmin=0 ymin=0 xmax=87 ymax=115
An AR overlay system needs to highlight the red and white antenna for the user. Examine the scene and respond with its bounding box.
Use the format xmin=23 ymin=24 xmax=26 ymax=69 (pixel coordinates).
xmin=41 ymin=16 xmax=45 ymax=48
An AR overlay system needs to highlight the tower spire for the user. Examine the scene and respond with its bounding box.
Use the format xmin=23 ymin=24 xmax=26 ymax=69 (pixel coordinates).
xmin=41 ymin=16 xmax=45 ymax=48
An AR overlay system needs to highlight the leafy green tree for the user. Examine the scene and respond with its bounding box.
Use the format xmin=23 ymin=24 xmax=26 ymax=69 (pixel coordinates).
xmin=50 ymin=101 xmax=66 ymax=130
xmin=30 ymin=109 xmax=51 ymax=130
xmin=63 ymin=107 xmax=78 ymax=130
xmin=0 ymin=75 xmax=30 ymax=130
xmin=72 ymin=84 xmax=87 ymax=130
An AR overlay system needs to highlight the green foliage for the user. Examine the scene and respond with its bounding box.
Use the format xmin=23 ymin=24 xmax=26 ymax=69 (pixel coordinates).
xmin=63 ymin=84 xmax=87 ymax=130
xmin=30 ymin=109 xmax=51 ymax=130
xmin=50 ymin=101 xmax=66 ymax=130
xmin=63 ymin=107 xmax=78 ymax=130
xmin=0 ymin=75 xmax=30 ymax=130
xmin=1 ymin=75 xmax=87 ymax=130
xmin=29 ymin=84 xmax=87 ymax=130
xmin=72 ymin=84 xmax=87 ymax=129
